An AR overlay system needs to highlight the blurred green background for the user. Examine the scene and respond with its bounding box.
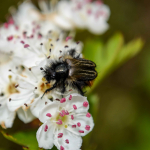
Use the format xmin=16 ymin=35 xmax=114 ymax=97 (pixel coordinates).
xmin=0 ymin=0 xmax=150 ymax=150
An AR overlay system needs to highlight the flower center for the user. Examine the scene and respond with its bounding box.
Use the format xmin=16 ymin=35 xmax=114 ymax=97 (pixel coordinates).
xmin=6 ymin=75 xmax=19 ymax=95
xmin=51 ymin=109 xmax=69 ymax=129
xmin=39 ymin=77 xmax=51 ymax=93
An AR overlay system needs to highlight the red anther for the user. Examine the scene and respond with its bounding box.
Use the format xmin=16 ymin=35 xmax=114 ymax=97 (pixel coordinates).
xmin=46 ymin=113 xmax=52 ymax=117
xmin=44 ymin=125 xmax=48 ymax=132
xmin=69 ymin=95 xmax=72 ymax=100
xmin=60 ymin=98 xmax=66 ymax=103
xmin=71 ymin=115 xmax=74 ymax=120
xmin=72 ymin=125 xmax=76 ymax=128
xmin=7 ymin=36 xmax=13 ymax=41
xmin=66 ymin=36 xmax=72 ymax=42
xmin=79 ymin=130 xmax=84 ymax=133
xmin=20 ymin=41 xmax=25 ymax=44
xmin=77 ymin=122 xmax=81 ymax=127
xmin=83 ymin=101 xmax=89 ymax=107
xmin=85 ymin=125 xmax=90 ymax=131
xmin=24 ymin=44 xmax=30 ymax=48
xmin=73 ymin=105 xmax=77 ymax=110
xmin=60 ymin=146 xmax=64 ymax=150
xmin=65 ymin=139 xmax=69 ymax=144
xmin=56 ymin=119 xmax=63 ymax=125
xmin=58 ymin=133 xmax=63 ymax=138
xmin=86 ymin=112 xmax=91 ymax=118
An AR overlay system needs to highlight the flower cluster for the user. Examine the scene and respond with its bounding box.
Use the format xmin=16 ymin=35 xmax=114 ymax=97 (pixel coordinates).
xmin=0 ymin=0 xmax=110 ymax=149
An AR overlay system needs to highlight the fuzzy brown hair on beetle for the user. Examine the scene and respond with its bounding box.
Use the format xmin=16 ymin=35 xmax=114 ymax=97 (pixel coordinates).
xmin=41 ymin=49 xmax=97 ymax=99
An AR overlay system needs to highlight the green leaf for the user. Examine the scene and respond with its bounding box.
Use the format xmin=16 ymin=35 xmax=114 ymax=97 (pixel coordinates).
xmin=83 ymin=33 xmax=144 ymax=95
xmin=1 ymin=130 xmax=39 ymax=150
xmin=116 ymin=38 xmax=144 ymax=66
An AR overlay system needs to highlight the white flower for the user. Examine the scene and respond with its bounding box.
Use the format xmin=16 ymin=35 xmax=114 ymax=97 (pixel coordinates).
xmin=11 ymin=0 xmax=110 ymax=34
xmin=10 ymin=0 xmax=63 ymax=35
xmin=7 ymin=36 xmax=82 ymax=118
xmin=20 ymin=31 xmax=82 ymax=68
xmin=0 ymin=36 xmax=23 ymax=79
xmin=36 ymin=93 xmax=94 ymax=150
xmin=0 ymin=73 xmax=35 ymax=128
xmin=57 ymin=0 xmax=110 ymax=34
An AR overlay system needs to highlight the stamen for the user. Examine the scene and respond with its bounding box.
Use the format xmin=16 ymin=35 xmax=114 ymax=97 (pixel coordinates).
xmin=60 ymin=146 xmax=64 ymax=150
xmin=72 ymin=125 xmax=76 ymax=128
xmin=69 ymin=95 xmax=72 ymax=100
xmin=65 ymin=110 xmax=69 ymax=115
xmin=7 ymin=35 xmax=13 ymax=41
xmin=56 ymin=119 xmax=63 ymax=125
xmin=46 ymin=113 xmax=52 ymax=117
xmin=79 ymin=130 xmax=84 ymax=133
xmin=24 ymin=103 xmax=28 ymax=107
xmin=44 ymin=125 xmax=48 ymax=132
xmin=15 ymin=84 xmax=19 ymax=88
xmin=65 ymin=139 xmax=69 ymax=144
xmin=71 ymin=115 xmax=74 ymax=120
xmin=24 ymin=44 xmax=30 ymax=48
xmin=86 ymin=112 xmax=91 ymax=118
xmin=59 ymin=112 xmax=64 ymax=117
xmin=20 ymin=41 xmax=25 ymax=44
xmin=77 ymin=122 xmax=81 ymax=127
xmin=65 ymin=45 xmax=69 ymax=48
xmin=55 ymin=98 xmax=60 ymax=101
xmin=83 ymin=101 xmax=89 ymax=107
xmin=85 ymin=125 xmax=90 ymax=131
xmin=73 ymin=105 xmax=77 ymax=110
xmin=66 ymin=36 xmax=72 ymax=42
xmin=58 ymin=133 xmax=63 ymax=138
xmin=60 ymin=98 xmax=66 ymax=103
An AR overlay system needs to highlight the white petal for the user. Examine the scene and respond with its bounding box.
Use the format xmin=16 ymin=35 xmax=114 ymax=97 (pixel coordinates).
xmin=17 ymin=108 xmax=36 ymax=123
xmin=54 ymin=129 xmax=82 ymax=150
xmin=31 ymin=59 xmax=47 ymax=80
xmin=7 ymin=90 xmax=35 ymax=111
xmin=63 ymin=93 xmax=89 ymax=113
xmin=0 ymin=97 xmax=16 ymax=128
xmin=67 ymin=114 xmax=94 ymax=136
xmin=53 ymin=15 xmax=74 ymax=30
xmin=30 ymin=96 xmax=52 ymax=118
xmin=36 ymin=121 xmax=55 ymax=149
xmin=39 ymin=101 xmax=59 ymax=123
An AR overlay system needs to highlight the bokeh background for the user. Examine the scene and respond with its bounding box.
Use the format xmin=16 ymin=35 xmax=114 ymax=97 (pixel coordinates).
xmin=0 ymin=0 xmax=150 ymax=150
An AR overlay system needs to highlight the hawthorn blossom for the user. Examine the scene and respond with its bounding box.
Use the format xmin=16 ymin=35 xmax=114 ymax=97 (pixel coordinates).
xmin=0 ymin=38 xmax=23 ymax=79
xmin=20 ymin=31 xmax=82 ymax=68
xmin=12 ymin=0 xmax=110 ymax=34
xmin=36 ymin=93 xmax=94 ymax=150
xmin=7 ymin=36 xmax=82 ymax=118
xmin=0 ymin=73 xmax=35 ymax=128
xmin=57 ymin=0 xmax=110 ymax=34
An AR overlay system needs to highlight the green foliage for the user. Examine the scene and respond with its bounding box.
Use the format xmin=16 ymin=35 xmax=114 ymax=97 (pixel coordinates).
xmin=83 ymin=33 xmax=144 ymax=95
xmin=1 ymin=130 xmax=40 ymax=150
